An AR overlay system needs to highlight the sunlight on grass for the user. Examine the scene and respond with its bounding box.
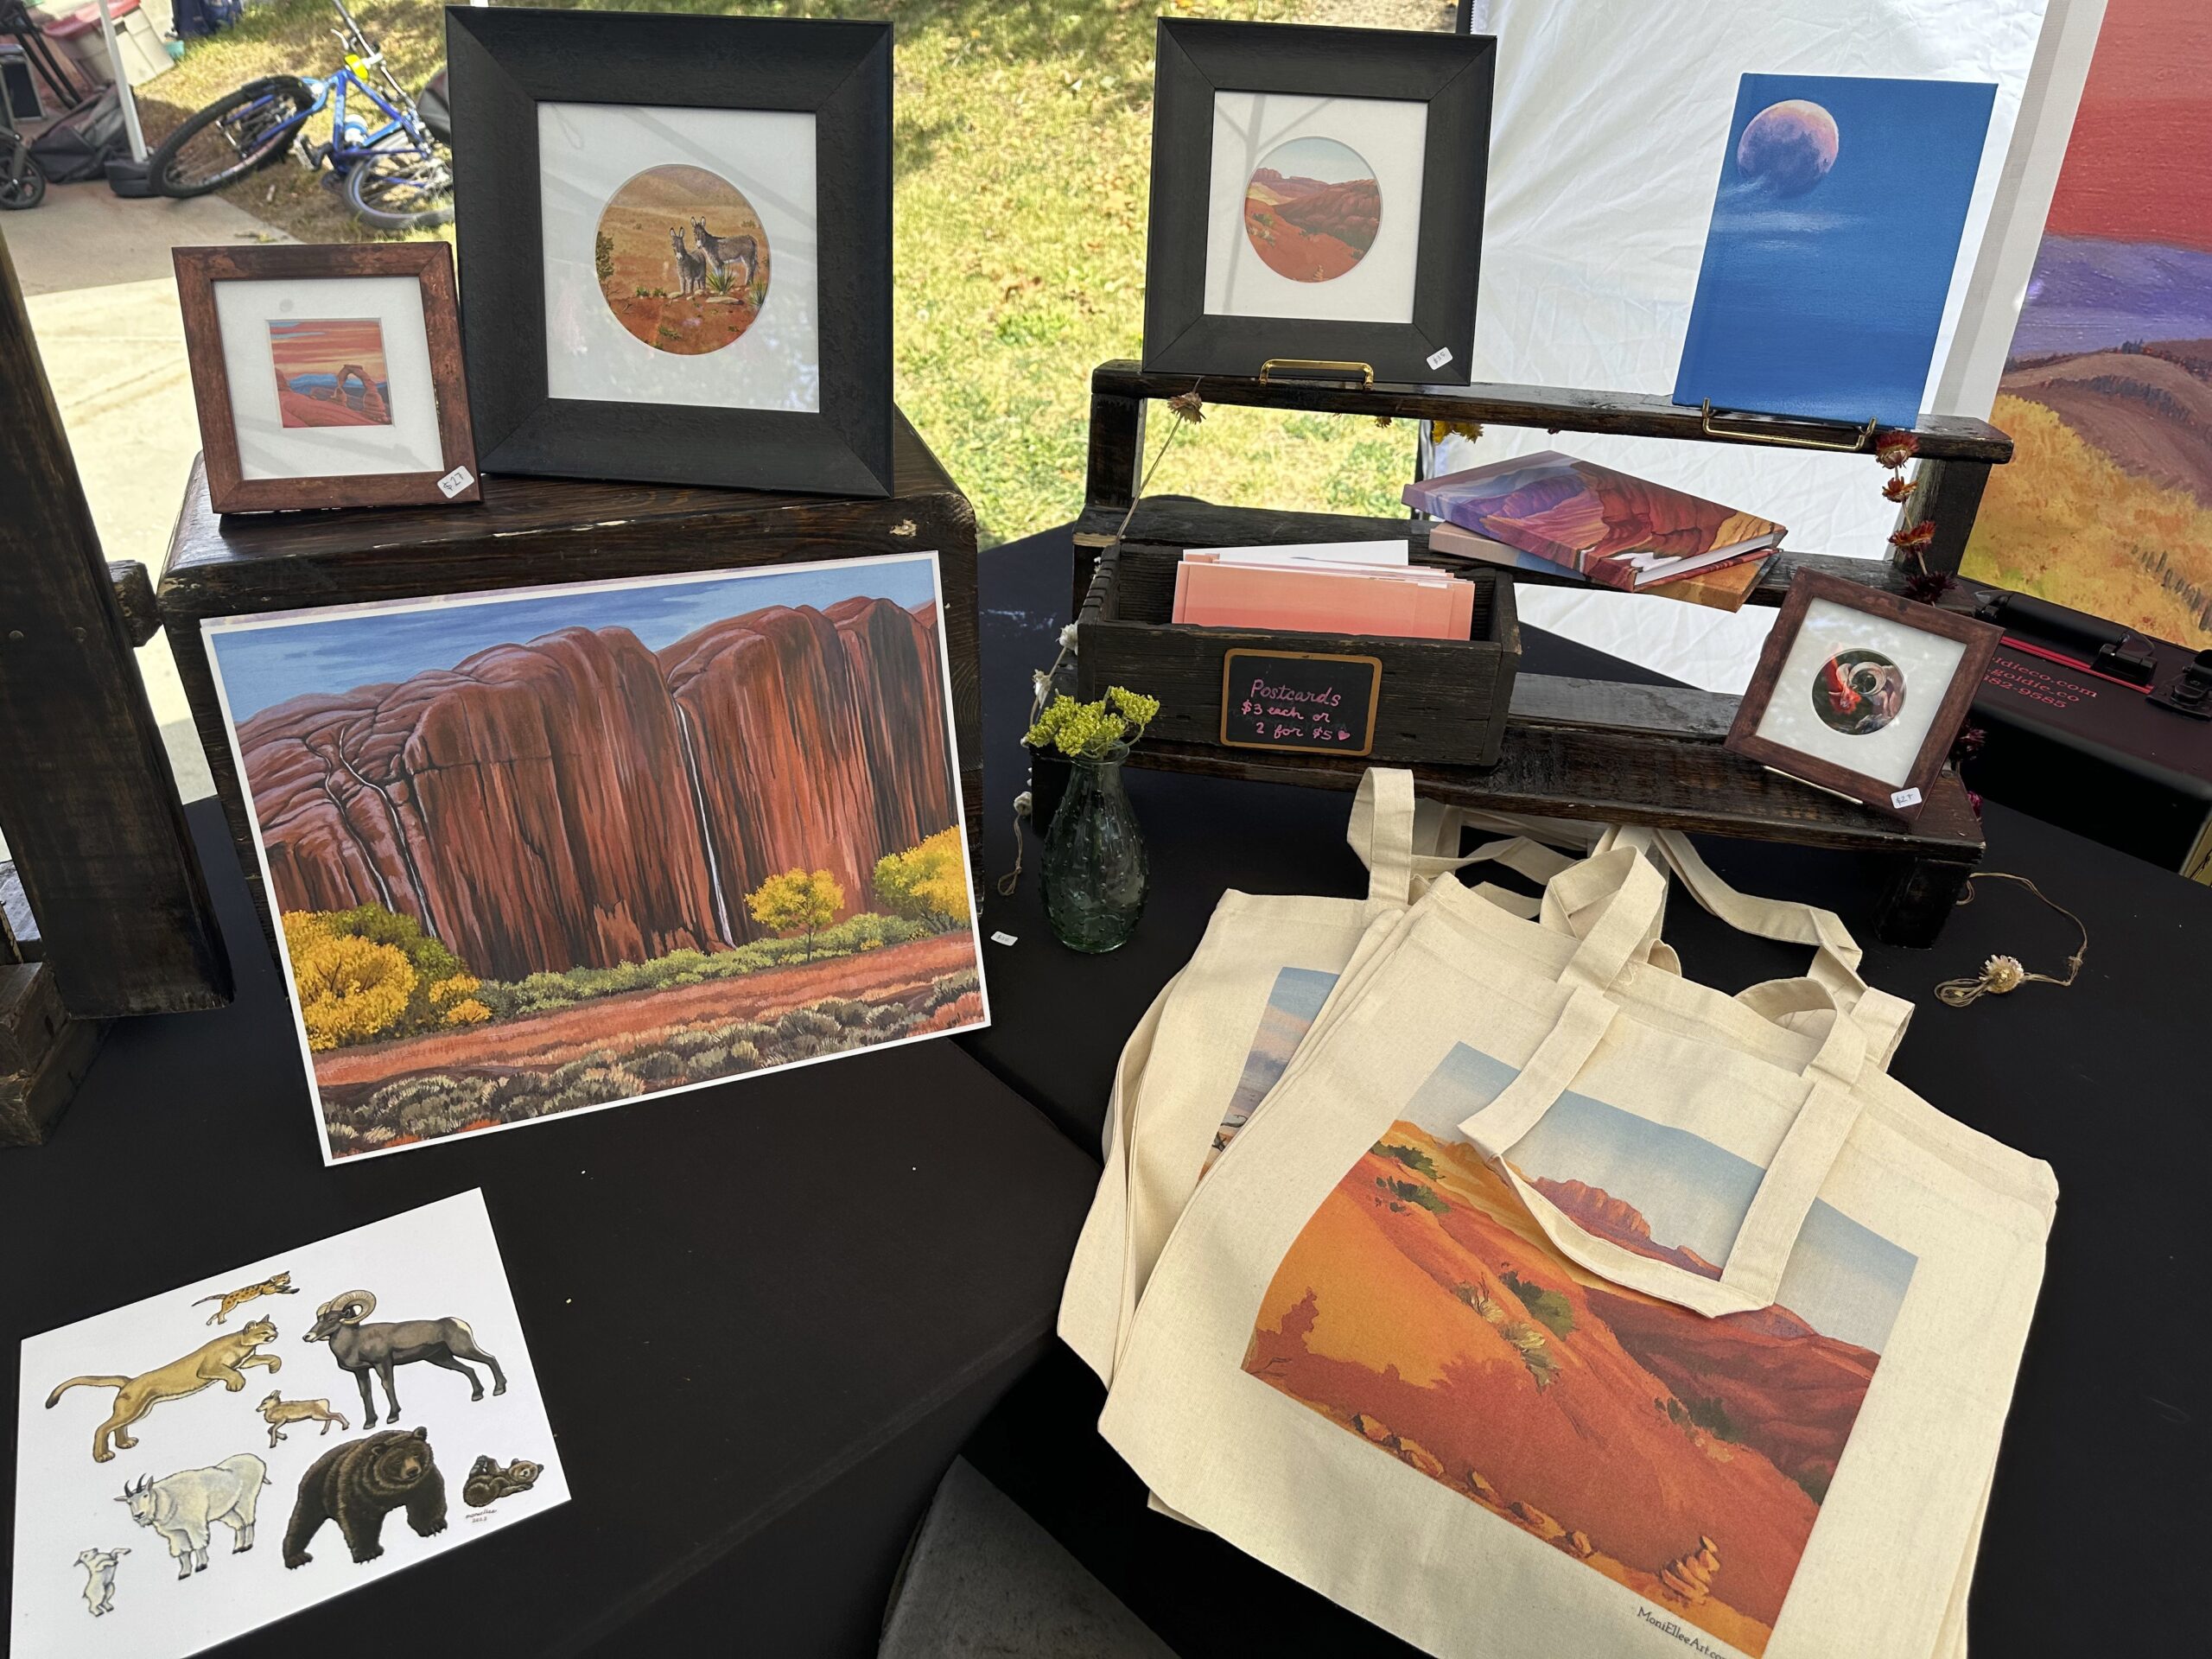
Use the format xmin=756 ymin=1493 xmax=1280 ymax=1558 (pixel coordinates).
xmin=154 ymin=0 xmax=1426 ymax=543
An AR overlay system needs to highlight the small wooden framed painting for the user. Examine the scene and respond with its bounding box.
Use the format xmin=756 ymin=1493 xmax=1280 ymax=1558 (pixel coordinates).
xmin=1726 ymin=571 xmax=2001 ymax=819
xmin=1141 ymin=18 xmax=1495 ymax=384
xmin=448 ymin=8 xmax=893 ymax=497
xmin=172 ymin=242 xmax=479 ymax=514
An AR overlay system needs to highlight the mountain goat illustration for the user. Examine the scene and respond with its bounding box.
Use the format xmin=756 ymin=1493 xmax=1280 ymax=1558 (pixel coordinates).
xmin=303 ymin=1290 xmax=505 ymax=1426
xmin=118 ymin=1455 xmax=269 ymax=1579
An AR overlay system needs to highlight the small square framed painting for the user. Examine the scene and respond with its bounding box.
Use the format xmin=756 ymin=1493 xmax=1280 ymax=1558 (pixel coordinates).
xmin=1726 ymin=571 xmax=2001 ymax=819
xmin=448 ymin=8 xmax=892 ymax=497
xmin=1141 ymin=18 xmax=1494 ymax=385
xmin=172 ymin=243 xmax=478 ymax=514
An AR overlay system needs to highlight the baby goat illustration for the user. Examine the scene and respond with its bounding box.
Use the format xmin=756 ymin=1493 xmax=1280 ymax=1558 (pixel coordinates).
xmin=690 ymin=218 xmax=757 ymax=291
xmin=303 ymin=1290 xmax=505 ymax=1426
xmin=671 ymin=226 xmax=709 ymax=300
xmin=74 ymin=1547 xmax=128 ymax=1616
xmin=257 ymin=1390 xmax=350 ymax=1446
xmin=193 ymin=1270 xmax=300 ymax=1326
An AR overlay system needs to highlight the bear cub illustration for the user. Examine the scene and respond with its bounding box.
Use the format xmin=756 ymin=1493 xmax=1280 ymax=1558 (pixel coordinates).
xmin=283 ymin=1426 xmax=446 ymax=1567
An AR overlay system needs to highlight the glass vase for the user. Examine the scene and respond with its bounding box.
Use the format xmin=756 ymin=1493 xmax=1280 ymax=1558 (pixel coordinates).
xmin=1040 ymin=746 xmax=1147 ymax=953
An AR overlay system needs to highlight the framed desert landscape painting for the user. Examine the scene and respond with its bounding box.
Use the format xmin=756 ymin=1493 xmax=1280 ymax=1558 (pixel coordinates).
xmin=1141 ymin=19 xmax=1494 ymax=384
xmin=172 ymin=242 xmax=479 ymax=513
xmin=201 ymin=553 xmax=985 ymax=1163
xmin=448 ymin=8 xmax=893 ymax=495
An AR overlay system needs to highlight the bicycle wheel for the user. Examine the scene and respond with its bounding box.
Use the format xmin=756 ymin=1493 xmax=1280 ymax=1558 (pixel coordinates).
xmin=148 ymin=77 xmax=315 ymax=198
xmin=0 ymin=143 xmax=45 ymax=212
xmin=343 ymin=145 xmax=454 ymax=232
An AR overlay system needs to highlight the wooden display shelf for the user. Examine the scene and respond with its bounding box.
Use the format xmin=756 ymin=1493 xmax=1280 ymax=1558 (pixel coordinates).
xmin=1068 ymin=360 xmax=2004 ymax=945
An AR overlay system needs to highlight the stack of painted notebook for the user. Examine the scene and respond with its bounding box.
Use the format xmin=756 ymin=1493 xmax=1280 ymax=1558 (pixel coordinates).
xmin=1405 ymin=450 xmax=1784 ymax=612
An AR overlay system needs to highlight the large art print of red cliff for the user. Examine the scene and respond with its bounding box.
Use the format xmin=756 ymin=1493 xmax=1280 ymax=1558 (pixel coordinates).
xmin=204 ymin=555 xmax=984 ymax=1162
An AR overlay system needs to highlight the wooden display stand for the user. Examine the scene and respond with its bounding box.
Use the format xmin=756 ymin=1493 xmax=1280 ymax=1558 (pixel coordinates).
xmin=1071 ymin=360 xmax=2016 ymax=946
xmin=0 ymin=240 xmax=230 ymax=1147
xmin=153 ymin=415 xmax=982 ymax=957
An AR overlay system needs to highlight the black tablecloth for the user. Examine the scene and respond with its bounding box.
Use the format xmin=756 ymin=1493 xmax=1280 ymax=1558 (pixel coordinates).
xmin=958 ymin=527 xmax=2210 ymax=1658
xmin=0 ymin=805 xmax=1097 ymax=1656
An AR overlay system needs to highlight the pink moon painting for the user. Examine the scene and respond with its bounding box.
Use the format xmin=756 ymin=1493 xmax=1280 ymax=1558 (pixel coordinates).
xmin=1737 ymin=99 xmax=1840 ymax=196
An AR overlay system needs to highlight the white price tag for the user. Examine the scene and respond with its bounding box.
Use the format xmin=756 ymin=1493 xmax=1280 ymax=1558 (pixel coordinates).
xmin=989 ymin=931 xmax=1019 ymax=947
xmin=436 ymin=464 xmax=476 ymax=498
xmin=1890 ymin=787 xmax=1923 ymax=810
xmin=1425 ymin=346 xmax=1454 ymax=371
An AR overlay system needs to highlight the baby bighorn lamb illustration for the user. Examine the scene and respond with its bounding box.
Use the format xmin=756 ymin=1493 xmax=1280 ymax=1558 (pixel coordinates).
xmin=302 ymin=1291 xmax=506 ymax=1427
xmin=257 ymin=1390 xmax=350 ymax=1446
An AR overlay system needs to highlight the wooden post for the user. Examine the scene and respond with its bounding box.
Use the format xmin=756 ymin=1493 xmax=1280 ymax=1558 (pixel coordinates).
xmin=0 ymin=234 xmax=231 ymax=1030
xmin=1075 ymin=376 xmax=1148 ymax=618
xmin=1897 ymin=456 xmax=1992 ymax=577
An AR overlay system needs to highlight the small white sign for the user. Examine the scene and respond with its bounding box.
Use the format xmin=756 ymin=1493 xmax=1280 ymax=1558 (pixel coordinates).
xmin=1425 ymin=346 xmax=1454 ymax=371
xmin=989 ymin=931 xmax=1019 ymax=947
xmin=1890 ymin=787 xmax=1924 ymax=810
xmin=435 ymin=465 xmax=475 ymax=499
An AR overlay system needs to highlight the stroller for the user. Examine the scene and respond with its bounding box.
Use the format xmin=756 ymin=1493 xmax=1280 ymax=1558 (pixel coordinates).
xmin=1 ymin=88 xmax=42 ymax=209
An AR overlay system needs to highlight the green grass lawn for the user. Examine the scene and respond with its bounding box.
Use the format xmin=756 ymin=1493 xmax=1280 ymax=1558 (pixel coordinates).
xmin=146 ymin=0 xmax=1433 ymax=543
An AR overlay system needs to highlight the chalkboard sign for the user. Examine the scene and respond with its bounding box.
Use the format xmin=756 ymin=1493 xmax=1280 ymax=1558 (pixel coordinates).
xmin=1218 ymin=648 xmax=1382 ymax=756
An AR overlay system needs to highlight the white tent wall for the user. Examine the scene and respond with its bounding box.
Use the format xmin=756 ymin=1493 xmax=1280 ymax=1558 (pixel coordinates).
xmin=1432 ymin=0 xmax=2105 ymax=692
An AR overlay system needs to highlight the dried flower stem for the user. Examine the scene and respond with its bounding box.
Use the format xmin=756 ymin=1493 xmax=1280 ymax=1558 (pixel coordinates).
xmin=1112 ymin=383 xmax=1205 ymax=547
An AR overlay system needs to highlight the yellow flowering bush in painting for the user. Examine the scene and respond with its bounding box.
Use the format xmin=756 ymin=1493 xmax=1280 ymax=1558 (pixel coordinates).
xmin=284 ymin=912 xmax=417 ymax=1052
xmin=746 ymin=868 xmax=846 ymax=961
xmin=873 ymin=827 xmax=972 ymax=931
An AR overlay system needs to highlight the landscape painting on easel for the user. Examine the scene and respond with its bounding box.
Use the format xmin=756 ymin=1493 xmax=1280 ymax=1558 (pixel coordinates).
xmin=1963 ymin=0 xmax=2212 ymax=648
xmin=203 ymin=555 xmax=984 ymax=1163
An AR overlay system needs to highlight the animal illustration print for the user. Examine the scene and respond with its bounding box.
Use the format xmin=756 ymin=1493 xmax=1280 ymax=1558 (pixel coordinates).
xmin=192 ymin=1271 xmax=300 ymax=1326
xmin=283 ymin=1427 xmax=446 ymax=1567
xmin=47 ymin=1319 xmax=283 ymax=1463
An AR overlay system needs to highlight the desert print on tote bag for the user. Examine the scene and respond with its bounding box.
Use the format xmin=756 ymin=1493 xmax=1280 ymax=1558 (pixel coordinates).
xmin=1099 ymin=843 xmax=2055 ymax=1659
xmin=1058 ymin=771 xmax=1577 ymax=1386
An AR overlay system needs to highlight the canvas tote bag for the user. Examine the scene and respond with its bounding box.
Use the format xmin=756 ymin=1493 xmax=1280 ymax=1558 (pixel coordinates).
xmin=1058 ymin=770 xmax=1579 ymax=1385
xmin=1098 ymin=841 xmax=2056 ymax=1659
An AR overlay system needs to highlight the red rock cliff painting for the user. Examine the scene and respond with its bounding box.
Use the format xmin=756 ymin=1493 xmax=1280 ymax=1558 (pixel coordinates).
xmin=207 ymin=557 xmax=982 ymax=1162
xmin=1243 ymin=1047 xmax=1914 ymax=1657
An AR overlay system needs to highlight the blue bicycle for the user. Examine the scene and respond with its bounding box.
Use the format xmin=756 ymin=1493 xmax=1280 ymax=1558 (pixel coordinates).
xmin=147 ymin=0 xmax=451 ymax=232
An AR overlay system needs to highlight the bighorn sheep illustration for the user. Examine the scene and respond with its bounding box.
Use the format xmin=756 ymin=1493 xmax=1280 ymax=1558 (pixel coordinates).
xmin=302 ymin=1291 xmax=506 ymax=1427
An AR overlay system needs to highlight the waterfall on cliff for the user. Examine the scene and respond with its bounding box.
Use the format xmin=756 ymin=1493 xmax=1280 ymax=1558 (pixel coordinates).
xmin=675 ymin=701 xmax=737 ymax=947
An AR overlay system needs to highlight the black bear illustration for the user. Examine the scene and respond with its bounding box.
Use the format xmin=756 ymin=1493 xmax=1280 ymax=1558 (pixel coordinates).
xmin=282 ymin=1426 xmax=446 ymax=1567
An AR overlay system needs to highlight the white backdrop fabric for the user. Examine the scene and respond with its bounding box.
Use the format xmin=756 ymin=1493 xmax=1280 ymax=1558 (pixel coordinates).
xmin=1447 ymin=0 xmax=2059 ymax=691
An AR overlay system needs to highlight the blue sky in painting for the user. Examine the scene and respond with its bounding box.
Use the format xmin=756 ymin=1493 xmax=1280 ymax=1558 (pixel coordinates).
xmin=1224 ymin=966 xmax=1339 ymax=1126
xmin=207 ymin=558 xmax=938 ymax=721
xmin=1409 ymin=1042 xmax=1916 ymax=1354
xmin=1674 ymin=73 xmax=1997 ymax=428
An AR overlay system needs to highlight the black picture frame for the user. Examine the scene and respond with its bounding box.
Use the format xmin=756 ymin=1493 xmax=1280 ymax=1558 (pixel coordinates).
xmin=447 ymin=7 xmax=893 ymax=497
xmin=1141 ymin=18 xmax=1495 ymax=385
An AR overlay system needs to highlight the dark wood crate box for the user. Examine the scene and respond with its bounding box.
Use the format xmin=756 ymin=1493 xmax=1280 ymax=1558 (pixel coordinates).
xmin=156 ymin=411 xmax=982 ymax=957
xmin=1073 ymin=541 xmax=1519 ymax=766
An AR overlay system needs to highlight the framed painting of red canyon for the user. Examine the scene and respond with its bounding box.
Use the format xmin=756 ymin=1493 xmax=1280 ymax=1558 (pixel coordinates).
xmin=200 ymin=553 xmax=985 ymax=1163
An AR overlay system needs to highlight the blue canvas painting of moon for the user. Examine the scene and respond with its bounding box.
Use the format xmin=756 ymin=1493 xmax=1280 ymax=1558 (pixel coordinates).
xmin=1673 ymin=74 xmax=1998 ymax=429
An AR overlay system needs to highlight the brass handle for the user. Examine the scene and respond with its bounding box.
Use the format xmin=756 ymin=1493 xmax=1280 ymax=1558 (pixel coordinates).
xmin=1700 ymin=400 xmax=1878 ymax=454
xmin=1258 ymin=359 xmax=1376 ymax=388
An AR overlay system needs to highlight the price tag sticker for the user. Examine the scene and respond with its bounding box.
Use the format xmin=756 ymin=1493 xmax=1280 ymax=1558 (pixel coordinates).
xmin=1890 ymin=787 xmax=1923 ymax=810
xmin=436 ymin=465 xmax=476 ymax=499
xmin=989 ymin=931 xmax=1019 ymax=948
xmin=1425 ymin=346 xmax=1454 ymax=371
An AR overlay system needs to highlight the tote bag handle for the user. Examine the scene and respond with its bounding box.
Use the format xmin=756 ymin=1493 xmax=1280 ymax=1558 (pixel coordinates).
xmin=1452 ymin=846 xmax=1872 ymax=1318
xmin=1346 ymin=770 xmax=1588 ymax=918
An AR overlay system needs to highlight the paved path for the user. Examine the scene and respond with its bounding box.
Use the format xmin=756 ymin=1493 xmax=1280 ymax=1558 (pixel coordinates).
xmin=10 ymin=182 xmax=292 ymax=801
